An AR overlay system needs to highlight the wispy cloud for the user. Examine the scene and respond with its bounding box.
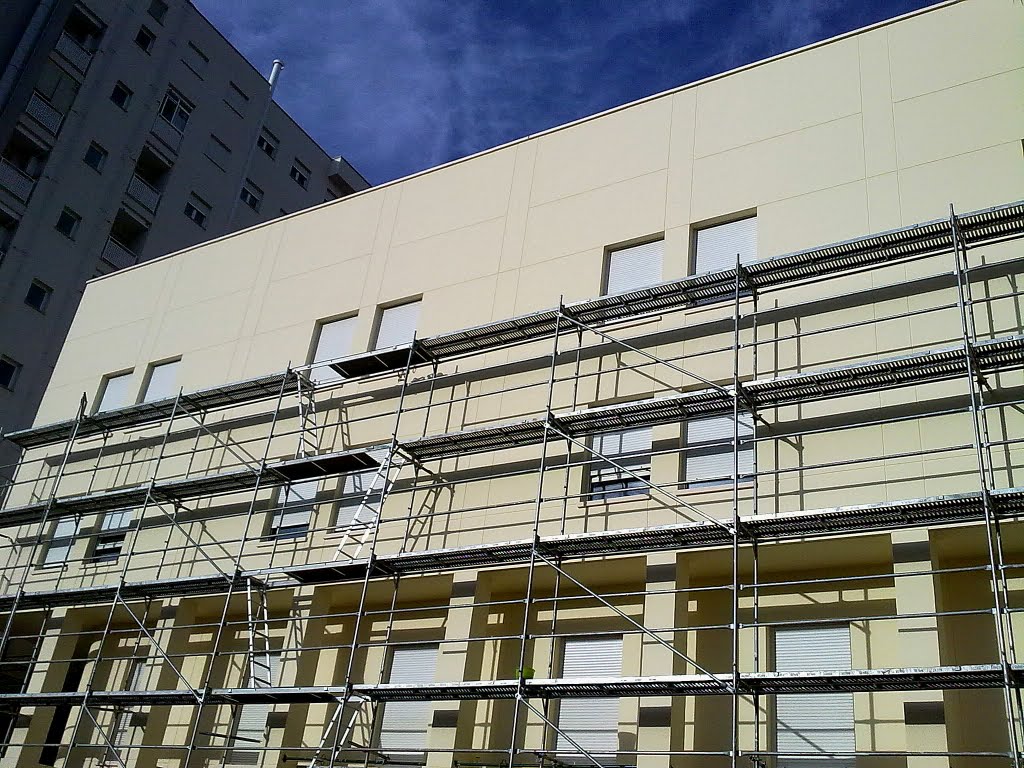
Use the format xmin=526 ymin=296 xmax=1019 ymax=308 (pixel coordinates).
xmin=194 ymin=0 xmax=934 ymax=184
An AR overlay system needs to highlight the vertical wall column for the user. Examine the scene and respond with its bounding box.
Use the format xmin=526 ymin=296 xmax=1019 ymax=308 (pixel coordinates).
xmin=891 ymin=529 xmax=949 ymax=766
xmin=637 ymin=552 xmax=683 ymax=768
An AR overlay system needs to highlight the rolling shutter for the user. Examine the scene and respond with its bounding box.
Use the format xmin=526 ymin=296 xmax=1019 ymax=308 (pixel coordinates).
xmin=43 ymin=517 xmax=79 ymax=565
xmin=380 ymin=644 xmax=438 ymax=754
xmin=684 ymin=415 xmax=754 ymax=487
xmin=694 ymin=217 xmax=758 ymax=275
xmin=312 ymin=317 xmax=357 ymax=383
xmin=142 ymin=360 xmax=179 ymax=403
xmin=605 ymin=240 xmax=663 ymax=295
xmin=375 ymin=301 xmax=421 ymax=349
xmin=228 ymin=651 xmax=281 ymax=766
xmin=775 ymin=625 xmax=855 ymax=768
xmin=97 ymin=372 xmax=133 ymax=412
xmin=556 ymin=636 xmax=622 ymax=761
xmin=591 ymin=427 xmax=652 ymax=484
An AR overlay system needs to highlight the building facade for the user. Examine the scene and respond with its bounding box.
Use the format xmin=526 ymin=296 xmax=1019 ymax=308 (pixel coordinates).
xmin=0 ymin=0 xmax=1022 ymax=766
xmin=0 ymin=0 xmax=368 ymax=488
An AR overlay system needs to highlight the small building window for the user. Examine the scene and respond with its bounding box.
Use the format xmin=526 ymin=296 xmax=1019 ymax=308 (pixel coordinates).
xmin=83 ymin=141 xmax=107 ymax=172
xmin=373 ymin=300 xmax=420 ymax=350
xmin=588 ymin=427 xmax=652 ymax=501
xmin=43 ymin=518 xmax=79 ymax=566
xmin=183 ymin=42 xmax=209 ymax=76
xmin=134 ymin=26 xmax=156 ymax=53
xmin=605 ymin=239 xmax=664 ymax=295
xmin=24 ymin=279 xmax=52 ymax=312
xmin=110 ymin=81 xmax=133 ymax=110
xmin=256 ymin=129 xmax=278 ymax=159
xmin=159 ymin=88 xmax=193 ymax=132
xmin=289 ymin=160 xmax=310 ymax=189
xmin=225 ymin=81 xmax=249 ymax=115
xmin=693 ymin=215 xmax=758 ymax=275
xmin=141 ymin=359 xmax=180 ymax=402
xmin=147 ymin=0 xmax=168 ymax=24
xmin=55 ymin=207 xmax=81 ymax=239
xmin=96 ymin=370 xmax=133 ymax=412
xmin=0 ymin=356 xmax=22 ymax=390
xmin=269 ymin=481 xmax=317 ymax=539
xmin=682 ymin=415 xmax=754 ymax=488
xmin=239 ymin=179 xmax=263 ymax=211
xmin=184 ymin=193 xmax=210 ymax=228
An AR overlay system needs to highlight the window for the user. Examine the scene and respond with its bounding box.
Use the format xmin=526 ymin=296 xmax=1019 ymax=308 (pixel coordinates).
xmin=682 ymin=415 xmax=754 ymax=488
xmin=269 ymin=481 xmax=317 ymax=539
xmin=183 ymin=193 xmax=210 ymax=228
xmin=147 ymin=0 xmax=168 ymax=24
xmin=110 ymin=81 xmax=133 ymax=110
xmin=43 ymin=518 xmax=79 ymax=566
xmin=335 ymin=469 xmax=382 ymax=530
xmin=693 ymin=215 xmax=758 ymax=275
xmin=256 ymin=129 xmax=278 ymax=159
xmin=89 ymin=509 xmax=135 ymax=563
xmin=96 ymin=371 xmax=133 ymax=412
xmin=159 ymin=89 xmax=193 ymax=132
xmin=0 ymin=356 xmax=21 ymax=390
xmin=604 ymin=239 xmax=663 ymax=295
xmin=289 ymin=160 xmax=310 ymax=189
xmin=205 ymin=133 xmax=231 ymax=170
xmin=183 ymin=42 xmax=208 ymax=76
xmin=134 ymin=26 xmax=156 ymax=53
xmin=588 ymin=427 xmax=652 ymax=501
xmin=141 ymin=359 xmax=179 ymax=402
xmin=55 ymin=207 xmax=81 ymax=239
xmin=379 ymin=644 xmax=438 ymax=754
xmin=775 ymin=625 xmax=854 ymax=763
xmin=557 ymin=636 xmax=622 ymax=760
xmin=24 ymin=280 xmax=52 ymax=312
xmin=225 ymin=81 xmax=249 ymax=114
xmin=374 ymin=300 xmax=420 ymax=349
xmin=83 ymin=141 xmax=107 ymax=172
xmin=239 ymin=179 xmax=263 ymax=211
xmin=310 ymin=316 xmax=357 ymax=382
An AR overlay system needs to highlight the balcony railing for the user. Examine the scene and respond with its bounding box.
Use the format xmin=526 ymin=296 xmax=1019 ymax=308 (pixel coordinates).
xmin=0 ymin=159 xmax=36 ymax=202
xmin=101 ymin=237 xmax=138 ymax=271
xmin=25 ymin=93 xmax=63 ymax=135
xmin=127 ymin=175 xmax=161 ymax=213
xmin=150 ymin=117 xmax=182 ymax=153
xmin=54 ymin=32 xmax=92 ymax=73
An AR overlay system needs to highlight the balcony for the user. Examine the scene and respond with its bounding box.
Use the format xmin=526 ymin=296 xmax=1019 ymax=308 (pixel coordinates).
xmin=126 ymin=174 xmax=161 ymax=214
xmin=0 ymin=160 xmax=36 ymax=202
xmin=101 ymin=237 xmax=137 ymax=271
xmin=150 ymin=117 xmax=182 ymax=153
xmin=54 ymin=32 xmax=92 ymax=74
xmin=25 ymin=93 xmax=63 ymax=135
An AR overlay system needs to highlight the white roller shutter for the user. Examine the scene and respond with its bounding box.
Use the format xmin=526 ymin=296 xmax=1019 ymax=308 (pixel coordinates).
xmin=273 ymin=480 xmax=317 ymax=537
xmin=694 ymin=217 xmax=758 ymax=275
xmin=97 ymin=372 xmax=133 ymax=412
xmin=43 ymin=517 xmax=79 ymax=565
xmin=228 ymin=651 xmax=282 ymax=766
xmin=142 ymin=360 xmax=180 ymax=403
xmin=311 ymin=317 xmax=357 ymax=383
xmin=375 ymin=301 xmax=421 ymax=349
xmin=556 ymin=636 xmax=622 ymax=761
xmin=605 ymin=240 xmax=663 ymax=295
xmin=775 ymin=625 xmax=855 ymax=768
xmin=684 ymin=415 xmax=754 ymax=487
xmin=380 ymin=644 xmax=438 ymax=753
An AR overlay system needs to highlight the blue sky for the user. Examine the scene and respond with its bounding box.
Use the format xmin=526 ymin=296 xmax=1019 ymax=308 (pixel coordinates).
xmin=193 ymin=0 xmax=936 ymax=185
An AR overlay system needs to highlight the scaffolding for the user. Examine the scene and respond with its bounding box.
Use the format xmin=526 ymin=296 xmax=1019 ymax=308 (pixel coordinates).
xmin=0 ymin=200 xmax=1021 ymax=766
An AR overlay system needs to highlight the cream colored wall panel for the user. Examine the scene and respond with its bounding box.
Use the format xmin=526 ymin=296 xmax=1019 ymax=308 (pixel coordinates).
xmin=757 ymin=180 xmax=868 ymax=258
xmin=897 ymin=143 xmax=1024 ymax=222
xmin=531 ymin=98 xmax=672 ymax=205
xmin=893 ymin=69 xmax=1024 ymax=169
xmin=271 ymin=194 xmax=383 ymax=280
xmin=887 ymin=0 xmax=1022 ymax=101
xmin=382 ymin=218 xmax=504 ymax=302
xmin=693 ymin=38 xmax=861 ymax=158
xmin=690 ymin=115 xmax=865 ymax=222
xmin=858 ymin=32 xmax=899 ymax=177
xmin=665 ymin=90 xmax=698 ymax=231
xmin=392 ymin=148 xmax=516 ymax=245
xmin=522 ymin=170 xmax=667 ymax=267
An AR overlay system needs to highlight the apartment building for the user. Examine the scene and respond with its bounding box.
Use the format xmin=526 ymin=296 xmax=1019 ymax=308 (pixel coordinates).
xmin=0 ymin=0 xmax=1021 ymax=766
xmin=0 ymin=0 xmax=368 ymax=488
